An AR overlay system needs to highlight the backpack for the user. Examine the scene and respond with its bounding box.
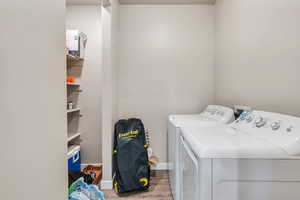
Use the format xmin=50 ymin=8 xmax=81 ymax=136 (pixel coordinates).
xmin=112 ymin=118 xmax=150 ymax=193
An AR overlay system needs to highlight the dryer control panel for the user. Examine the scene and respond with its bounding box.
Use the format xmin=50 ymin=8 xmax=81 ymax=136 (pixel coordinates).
xmin=201 ymin=105 xmax=235 ymax=124
xmin=230 ymin=110 xmax=300 ymax=156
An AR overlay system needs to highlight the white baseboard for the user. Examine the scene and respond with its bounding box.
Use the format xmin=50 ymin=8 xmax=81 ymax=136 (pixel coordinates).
xmin=101 ymin=180 xmax=113 ymax=190
xmin=80 ymin=163 xmax=102 ymax=170
xmin=151 ymin=162 xmax=169 ymax=170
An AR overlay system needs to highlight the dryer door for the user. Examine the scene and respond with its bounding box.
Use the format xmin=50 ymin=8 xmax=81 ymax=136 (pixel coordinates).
xmin=168 ymin=120 xmax=180 ymax=200
xmin=180 ymin=136 xmax=199 ymax=200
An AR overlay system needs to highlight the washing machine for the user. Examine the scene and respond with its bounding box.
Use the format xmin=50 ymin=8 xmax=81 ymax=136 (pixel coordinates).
xmin=168 ymin=105 xmax=235 ymax=200
xmin=180 ymin=110 xmax=300 ymax=200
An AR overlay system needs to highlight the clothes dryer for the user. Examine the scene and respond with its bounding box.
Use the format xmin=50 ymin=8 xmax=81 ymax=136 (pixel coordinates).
xmin=180 ymin=110 xmax=300 ymax=200
xmin=168 ymin=105 xmax=234 ymax=200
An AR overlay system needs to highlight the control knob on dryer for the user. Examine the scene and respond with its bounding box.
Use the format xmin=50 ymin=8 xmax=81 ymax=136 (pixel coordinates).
xmin=287 ymin=126 xmax=293 ymax=132
xmin=255 ymin=116 xmax=266 ymax=128
xmin=271 ymin=121 xmax=280 ymax=131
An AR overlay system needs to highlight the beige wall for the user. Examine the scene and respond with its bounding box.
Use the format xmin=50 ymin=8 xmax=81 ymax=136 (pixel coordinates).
xmin=112 ymin=0 xmax=120 ymax=123
xmin=119 ymin=5 xmax=215 ymax=162
xmin=0 ymin=0 xmax=68 ymax=199
xmin=215 ymin=0 xmax=300 ymax=116
xmin=66 ymin=5 xmax=103 ymax=164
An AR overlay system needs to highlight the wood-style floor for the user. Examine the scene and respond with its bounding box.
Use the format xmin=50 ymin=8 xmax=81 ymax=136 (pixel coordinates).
xmin=103 ymin=170 xmax=173 ymax=200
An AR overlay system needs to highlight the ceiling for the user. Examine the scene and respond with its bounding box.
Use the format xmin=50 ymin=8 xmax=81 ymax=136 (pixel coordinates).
xmin=66 ymin=0 xmax=216 ymax=5
xmin=119 ymin=0 xmax=215 ymax=4
xmin=66 ymin=0 xmax=101 ymax=5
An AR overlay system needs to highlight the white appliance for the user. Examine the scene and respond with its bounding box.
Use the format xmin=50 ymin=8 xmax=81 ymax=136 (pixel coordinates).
xmin=168 ymin=105 xmax=235 ymax=200
xmin=180 ymin=110 xmax=300 ymax=200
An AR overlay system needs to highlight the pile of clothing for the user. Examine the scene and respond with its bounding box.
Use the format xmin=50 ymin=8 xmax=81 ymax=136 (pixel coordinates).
xmin=69 ymin=170 xmax=96 ymax=186
xmin=69 ymin=178 xmax=105 ymax=200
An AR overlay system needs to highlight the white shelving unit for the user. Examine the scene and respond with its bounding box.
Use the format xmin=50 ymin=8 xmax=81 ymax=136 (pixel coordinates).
xmin=68 ymin=132 xmax=81 ymax=142
xmin=66 ymin=53 xmax=84 ymax=149
xmin=67 ymin=82 xmax=81 ymax=86
xmin=67 ymin=54 xmax=83 ymax=61
xmin=67 ymin=108 xmax=80 ymax=114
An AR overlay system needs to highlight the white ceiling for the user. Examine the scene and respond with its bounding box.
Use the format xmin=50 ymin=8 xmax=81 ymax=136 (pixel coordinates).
xmin=66 ymin=0 xmax=101 ymax=5
xmin=119 ymin=0 xmax=216 ymax=4
xmin=66 ymin=0 xmax=216 ymax=5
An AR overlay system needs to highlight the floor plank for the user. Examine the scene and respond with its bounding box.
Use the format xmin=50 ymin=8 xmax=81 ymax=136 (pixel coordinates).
xmin=103 ymin=170 xmax=173 ymax=200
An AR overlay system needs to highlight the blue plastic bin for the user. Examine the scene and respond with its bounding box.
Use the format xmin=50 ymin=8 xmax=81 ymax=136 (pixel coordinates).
xmin=68 ymin=145 xmax=81 ymax=171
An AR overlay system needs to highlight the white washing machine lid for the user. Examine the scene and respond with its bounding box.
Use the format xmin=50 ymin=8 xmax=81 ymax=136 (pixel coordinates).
xmin=169 ymin=114 xmax=217 ymax=128
xmin=181 ymin=125 xmax=292 ymax=159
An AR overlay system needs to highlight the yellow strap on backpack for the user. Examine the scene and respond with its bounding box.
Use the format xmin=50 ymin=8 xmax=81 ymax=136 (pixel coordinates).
xmin=114 ymin=182 xmax=118 ymax=192
xmin=139 ymin=177 xmax=149 ymax=187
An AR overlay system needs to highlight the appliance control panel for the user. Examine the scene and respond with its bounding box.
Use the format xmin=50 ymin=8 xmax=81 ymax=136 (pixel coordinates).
xmin=230 ymin=110 xmax=300 ymax=156
xmin=201 ymin=105 xmax=235 ymax=124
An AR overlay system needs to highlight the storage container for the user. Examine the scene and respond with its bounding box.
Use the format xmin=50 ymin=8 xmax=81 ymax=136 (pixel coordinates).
xmin=68 ymin=145 xmax=81 ymax=171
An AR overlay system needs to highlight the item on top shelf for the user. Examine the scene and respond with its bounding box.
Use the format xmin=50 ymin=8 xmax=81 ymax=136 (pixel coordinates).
xmin=68 ymin=101 xmax=74 ymax=110
xmin=66 ymin=29 xmax=88 ymax=59
xmin=67 ymin=76 xmax=75 ymax=83
xmin=68 ymin=145 xmax=81 ymax=172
